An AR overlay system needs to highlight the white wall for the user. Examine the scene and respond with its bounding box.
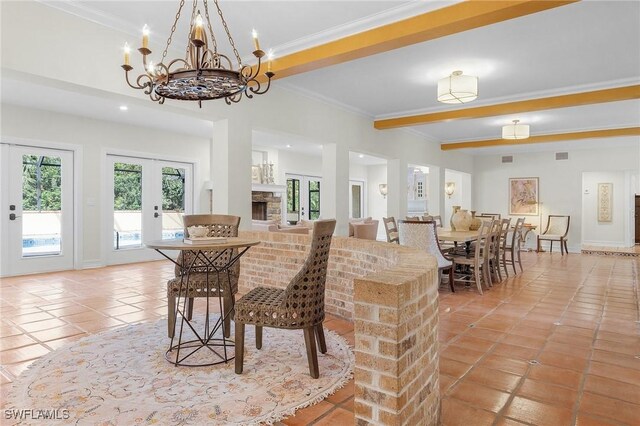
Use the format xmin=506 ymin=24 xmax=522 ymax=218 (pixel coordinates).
xmin=473 ymin=143 xmax=639 ymax=251
xmin=367 ymin=164 xmax=388 ymax=240
xmin=1 ymin=104 xmax=210 ymax=267
xmin=444 ymin=169 xmax=472 ymax=223
xmin=582 ymin=171 xmax=632 ymax=247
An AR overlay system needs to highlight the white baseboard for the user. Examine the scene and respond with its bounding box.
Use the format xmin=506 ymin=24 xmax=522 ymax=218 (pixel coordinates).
xmin=81 ymin=260 xmax=104 ymax=269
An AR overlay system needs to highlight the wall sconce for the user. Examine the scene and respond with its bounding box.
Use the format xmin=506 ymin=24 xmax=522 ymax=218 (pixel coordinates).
xmin=379 ymin=184 xmax=388 ymax=199
xmin=445 ymin=182 xmax=456 ymax=198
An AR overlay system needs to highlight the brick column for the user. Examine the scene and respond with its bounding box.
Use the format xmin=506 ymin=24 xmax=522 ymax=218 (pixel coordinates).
xmin=354 ymin=252 xmax=440 ymax=425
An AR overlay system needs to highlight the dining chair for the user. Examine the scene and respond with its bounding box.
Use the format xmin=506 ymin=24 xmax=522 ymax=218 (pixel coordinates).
xmin=487 ymin=220 xmax=503 ymax=285
xmin=504 ymin=217 xmax=525 ymax=274
xmin=421 ymin=215 xmax=434 ymax=222
xmin=398 ymin=220 xmax=455 ymax=292
xmin=480 ymin=213 xmax=501 ymax=220
xmin=234 ymin=219 xmax=336 ymax=379
xmin=432 ymin=215 xmax=443 ymax=228
xmin=450 ymin=220 xmax=492 ymax=295
xmin=383 ymin=216 xmax=400 ymax=244
xmin=496 ymin=218 xmax=512 ymax=280
xmin=166 ymin=214 xmax=241 ymax=338
xmin=537 ymin=215 xmax=570 ymax=255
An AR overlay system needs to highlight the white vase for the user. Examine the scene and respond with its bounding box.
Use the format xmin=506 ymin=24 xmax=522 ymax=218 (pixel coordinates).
xmin=450 ymin=206 xmax=460 ymax=230
xmin=452 ymin=209 xmax=472 ymax=231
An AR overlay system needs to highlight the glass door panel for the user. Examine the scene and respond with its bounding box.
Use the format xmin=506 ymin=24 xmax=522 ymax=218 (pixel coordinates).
xmin=286 ymin=176 xmax=301 ymax=224
xmin=308 ymin=179 xmax=321 ymax=220
xmin=21 ymin=154 xmax=63 ymax=256
xmin=113 ymin=162 xmax=143 ymax=249
xmin=159 ymin=162 xmax=191 ymax=240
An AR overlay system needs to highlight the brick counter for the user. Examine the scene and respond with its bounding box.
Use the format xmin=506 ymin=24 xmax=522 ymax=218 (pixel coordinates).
xmin=238 ymin=231 xmax=440 ymax=425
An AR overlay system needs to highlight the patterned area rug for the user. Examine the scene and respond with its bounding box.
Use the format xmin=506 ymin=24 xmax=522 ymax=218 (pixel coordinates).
xmin=7 ymin=319 xmax=354 ymax=425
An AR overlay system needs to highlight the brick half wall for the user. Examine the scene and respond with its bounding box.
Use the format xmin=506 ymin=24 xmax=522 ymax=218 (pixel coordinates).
xmin=238 ymin=231 xmax=440 ymax=425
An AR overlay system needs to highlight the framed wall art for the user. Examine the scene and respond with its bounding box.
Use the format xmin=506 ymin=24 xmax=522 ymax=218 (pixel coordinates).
xmin=597 ymin=183 xmax=613 ymax=222
xmin=509 ymin=177 xmax=539 ymax=216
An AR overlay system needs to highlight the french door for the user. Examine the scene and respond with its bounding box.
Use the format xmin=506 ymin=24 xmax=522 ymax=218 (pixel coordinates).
xmin=285 ymin=174 xmax=321 ymax=224
xmin=1 ymin=144 xmax=74 ymax=276
xmin=106 ymin=155 xmax=193 ymax=264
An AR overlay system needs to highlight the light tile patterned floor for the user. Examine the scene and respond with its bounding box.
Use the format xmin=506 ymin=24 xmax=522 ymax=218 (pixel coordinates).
xmin=1 ymin=253 xmax=639 ymax=425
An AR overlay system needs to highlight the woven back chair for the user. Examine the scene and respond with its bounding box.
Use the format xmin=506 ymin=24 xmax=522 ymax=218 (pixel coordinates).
xmin=234 ymin=219 xmax=336 ymax=379
xmin=398 ymin=220 xmax=454 ymax=292
xmin=166 ymin=214 xmax=240 ymax=338
xmin=505 ymin=217 xmax=525 ymax=274
xmin=383 ymin=216 xmax=399 ymax=244
xmin=537 ymin=215 xmax=570 ymax=255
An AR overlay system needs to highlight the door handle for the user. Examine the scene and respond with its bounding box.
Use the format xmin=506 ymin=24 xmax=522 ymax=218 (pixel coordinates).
xmin=9 ymin=213 xmax=20 ymax=220
xmin=154 ymin=212 xmax=160 ymax=218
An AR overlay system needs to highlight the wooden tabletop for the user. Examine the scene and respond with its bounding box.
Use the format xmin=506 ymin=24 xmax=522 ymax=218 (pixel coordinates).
xmin=146 ymin=238 xmax=261 ymax=251
xmin=437 ymin=229 xmax=480 ymax=243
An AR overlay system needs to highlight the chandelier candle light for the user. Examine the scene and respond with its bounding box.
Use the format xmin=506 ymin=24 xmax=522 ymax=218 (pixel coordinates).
xmin=121 ymin=0 xmax=274 ymax=106
xmin=502 ymin=120 xmax=530 ymax=140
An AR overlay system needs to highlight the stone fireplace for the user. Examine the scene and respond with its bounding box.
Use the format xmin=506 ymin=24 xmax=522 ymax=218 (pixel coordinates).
xmin=251 ymin=191 xmax=282 ymax=222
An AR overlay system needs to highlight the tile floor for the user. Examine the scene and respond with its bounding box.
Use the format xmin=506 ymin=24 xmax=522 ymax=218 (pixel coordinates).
xmin=1 ymin=252 xmax=639 ymax=425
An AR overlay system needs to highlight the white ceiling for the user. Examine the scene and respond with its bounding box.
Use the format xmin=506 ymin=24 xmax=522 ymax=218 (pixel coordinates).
xmin=9 ymin=1 xmax=640 ymax=155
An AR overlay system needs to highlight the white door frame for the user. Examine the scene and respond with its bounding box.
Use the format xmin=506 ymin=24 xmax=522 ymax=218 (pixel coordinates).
xmin=0 ymin=138 xmax=83 ymax=277
xmin=102 ymin=149 xmax=197 ymax=266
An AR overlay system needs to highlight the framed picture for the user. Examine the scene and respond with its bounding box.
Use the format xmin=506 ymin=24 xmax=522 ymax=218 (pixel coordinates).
xmin=509 ymin=177 xmax=539 ymax=216
xmin=251 ymin=165 xmax=262 ymax=184
xmin=597 ymin=183 xmax=613 ymax=222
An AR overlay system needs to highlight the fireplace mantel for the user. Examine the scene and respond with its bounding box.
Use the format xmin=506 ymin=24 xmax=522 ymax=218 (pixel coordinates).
xmin=252 ymin=184 xmax=286 ymax=194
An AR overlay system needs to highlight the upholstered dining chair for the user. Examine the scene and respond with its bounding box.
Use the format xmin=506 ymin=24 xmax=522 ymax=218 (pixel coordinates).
xmin=397 ymin=220 xmax=455 ymax=292
xmin=383 ymin=216 xmax=399 ymax=244
xmin=234 ymin=219 xmax=336 ymax=379
xmin=166 ymin=214 xmax=240 ymax=338
xmin=504 ymin=217 xmax=525 ymax=274
xmin=450 ymin=220 xmax=492 ymax=295
xmin=537 ymin=215 xmax=570 ymax=255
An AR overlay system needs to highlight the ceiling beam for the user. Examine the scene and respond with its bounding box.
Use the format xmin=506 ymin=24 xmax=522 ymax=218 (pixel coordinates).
xmin=267 ymin=0 xmax=576 ymax=80
xmin=375 ymin=85 xmax=640 ymax=130
xmin=440 ymin=127 xmax=640 ymax=150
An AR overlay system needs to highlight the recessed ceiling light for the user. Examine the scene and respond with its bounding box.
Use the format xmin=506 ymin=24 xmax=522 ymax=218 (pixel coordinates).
xmin=358 ymin=154 xmax=364 ymax=158
xmin=119 ymin=105 xmax=128 ymax=111
xmin=286 ymin=144 xmax=291 ymax=148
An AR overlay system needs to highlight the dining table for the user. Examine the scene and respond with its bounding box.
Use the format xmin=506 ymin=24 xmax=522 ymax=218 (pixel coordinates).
xmin=437 ymin=229 xmax=480 ymax=256
xmin=146 ymin=237 xmax=260 ymax=367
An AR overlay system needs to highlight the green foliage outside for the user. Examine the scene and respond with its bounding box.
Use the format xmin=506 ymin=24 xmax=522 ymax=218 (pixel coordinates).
xmin=112 ymin=163 xmax=184 ymax=211
xmin=113 ymin=163 xmax=142 ymax=211
xmin=287 ymin=178 xmax=300 ymax=213
xmin=161 ymin=167 xmax=185 ymax=211
xmin=22 ymin=155 xmax=62 ymax=211
xmin=309 ymin=180 xmax=320 ymax=220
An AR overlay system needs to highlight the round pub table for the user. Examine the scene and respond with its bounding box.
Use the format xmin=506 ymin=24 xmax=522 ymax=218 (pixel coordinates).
xmin=146 ymin=238 xmax=260 ymax=367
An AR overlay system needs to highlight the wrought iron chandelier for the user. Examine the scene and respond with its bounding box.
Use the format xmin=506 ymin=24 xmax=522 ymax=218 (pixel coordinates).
xmin=121 ymin=0 xmax=274 ymax=106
